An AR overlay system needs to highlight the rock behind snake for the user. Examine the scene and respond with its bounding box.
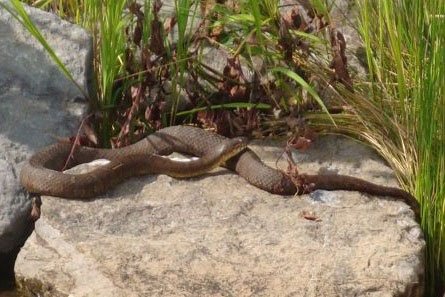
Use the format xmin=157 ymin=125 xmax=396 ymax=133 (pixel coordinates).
xmin=20 ymin=126 xmax=419 ymax=216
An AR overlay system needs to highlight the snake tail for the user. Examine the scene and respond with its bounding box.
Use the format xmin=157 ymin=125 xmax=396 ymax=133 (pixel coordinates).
xmin=296 ymin=174 xmax=420 ymax=218
xmin=21 ymin=125 xmax=419 ymax=220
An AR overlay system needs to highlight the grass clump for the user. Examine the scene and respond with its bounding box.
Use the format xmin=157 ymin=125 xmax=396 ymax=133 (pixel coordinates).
xmin=308 ymin=0 xmax=444 ymax=294
xmin=358 ymin=1 xmax=444 ymax=294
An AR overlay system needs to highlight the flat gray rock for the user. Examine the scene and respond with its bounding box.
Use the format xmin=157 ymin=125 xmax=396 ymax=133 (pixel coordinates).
xmin=16 ymin=136 xmax=424 ymax=296
xmin=0 ymin=0 xmax=91 ymax=287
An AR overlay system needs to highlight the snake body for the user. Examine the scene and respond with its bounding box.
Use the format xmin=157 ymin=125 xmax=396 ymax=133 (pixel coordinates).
xmin=20 ymin=126 xmax=419 ymax=216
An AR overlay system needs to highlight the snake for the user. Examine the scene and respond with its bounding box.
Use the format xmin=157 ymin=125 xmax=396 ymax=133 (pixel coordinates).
xmin=20 ymin=125 xmax=419 ymax=217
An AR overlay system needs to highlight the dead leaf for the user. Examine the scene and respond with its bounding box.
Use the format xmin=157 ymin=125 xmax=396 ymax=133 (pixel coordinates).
xmin=150 ymin=0 xmax=166 ymax=56
xmin=329 ymin=28 xmax=353 ymax=91
xmin=300 ymin=210 xmax=321 ymax=222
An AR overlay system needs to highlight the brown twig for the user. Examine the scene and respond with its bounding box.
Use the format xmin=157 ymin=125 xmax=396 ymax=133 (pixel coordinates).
xmin=61 ymin=114 xmax=93 ymax=171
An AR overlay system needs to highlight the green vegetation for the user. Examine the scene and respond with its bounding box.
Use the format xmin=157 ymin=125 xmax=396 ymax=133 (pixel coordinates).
xmin=356 ymin=1 xmax=444 ymax=294
xmin=2 ymin=0 xmax=444 ymax=294
xmin=3 ymin=0 xmax=329 ymax=145
xmin=310 ymin=0 xmax=444 ymax=294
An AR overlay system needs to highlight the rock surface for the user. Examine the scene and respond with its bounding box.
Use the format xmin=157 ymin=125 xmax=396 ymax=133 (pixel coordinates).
xmin=0 ymin=0 xmax=91 ymax=288
xmin=16 ymin=136 xmax=424 ymax=296
xmin=1 ymin=1 xmax=425 ymax=296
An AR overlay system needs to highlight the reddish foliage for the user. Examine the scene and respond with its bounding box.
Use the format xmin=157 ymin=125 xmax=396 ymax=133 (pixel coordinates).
xmin=197 ymin=108 xmax=259 ymax=137
xmin=218 ymin=57 xmax=248 ymax=100
xmin=149 ymin=0 xmax=166 ymax=56
xmin=89 ymin=1 xmax=353 ymax=148
xmin=329 ymin=29 xmax=353 ymax=91
xmin=285 ymin=117 xmax=317 ymax=152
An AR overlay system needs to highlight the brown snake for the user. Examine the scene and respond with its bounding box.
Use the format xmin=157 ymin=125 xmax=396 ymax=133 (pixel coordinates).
xmin=20 ymin=126 xmax=419 ymax=217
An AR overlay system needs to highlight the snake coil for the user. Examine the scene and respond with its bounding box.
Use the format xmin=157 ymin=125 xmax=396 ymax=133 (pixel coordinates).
xmin=20 ymin=126 xmax=419 ymax=217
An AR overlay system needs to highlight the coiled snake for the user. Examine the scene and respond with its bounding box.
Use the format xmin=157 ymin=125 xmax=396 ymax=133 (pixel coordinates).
xmin=20 ymin=126 xmax=419 ymax=217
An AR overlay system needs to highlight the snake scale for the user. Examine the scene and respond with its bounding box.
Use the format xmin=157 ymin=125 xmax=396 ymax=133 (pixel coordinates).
xmin=20 ymin=126 xmax=419 ymax=217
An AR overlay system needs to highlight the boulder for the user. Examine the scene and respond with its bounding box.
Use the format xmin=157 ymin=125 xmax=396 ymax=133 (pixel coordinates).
xmin=16 ymin=136 xmax=424 ymax=296
xmin=0 ymin=1 xmax=425 ymax=296
xmin=0 ymin=0 xmax=91 ymax=289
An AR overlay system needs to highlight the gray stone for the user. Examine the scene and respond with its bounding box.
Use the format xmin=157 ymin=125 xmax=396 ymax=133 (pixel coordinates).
xmin=0 ymin=140 xmax=29 ymax=253
xmin=0 ymin=0 xmax=91 ymax=287
xmin=0 ymin=142 xmax=31 ymax=289
xmin=16 ymin=136 xmax=424 ymax=296
xmin=0 ymin=0 xmax=93 ymax=98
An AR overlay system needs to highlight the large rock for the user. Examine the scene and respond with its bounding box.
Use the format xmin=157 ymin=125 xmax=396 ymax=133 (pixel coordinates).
xmin=1 ymin=1 xmax=425 ymax=295
xmin=0 ymin=0 xmax=91 ymax=289
xmin=16 ymin=136 xmax=424 ymax=296
xmin=0 ymin=137 xmax=32 ymax=288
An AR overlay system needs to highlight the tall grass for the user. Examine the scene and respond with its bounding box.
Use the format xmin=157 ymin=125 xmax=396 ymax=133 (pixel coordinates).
xmin=359 ymin=1 xmax=444 ymax=294
xmin=312 ymin=0 xmax=444 ymax=294
xmin=90 ymin=0 xmax=128 ymax=146
xmin=208 ymin=0 xmax=331 ymax=115
xmin=169 ymin=0 xmax=195 ymax=125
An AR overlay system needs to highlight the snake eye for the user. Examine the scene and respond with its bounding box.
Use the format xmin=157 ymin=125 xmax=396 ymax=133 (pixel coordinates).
xmin=233 ymin=137 xmax=248 ymax=146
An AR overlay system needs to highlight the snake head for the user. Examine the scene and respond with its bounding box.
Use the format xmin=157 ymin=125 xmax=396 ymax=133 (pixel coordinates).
xmin=219 ymin=137 xmax=248 ymax=160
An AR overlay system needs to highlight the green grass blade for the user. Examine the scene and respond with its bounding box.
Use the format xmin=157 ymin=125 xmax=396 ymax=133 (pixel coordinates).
xmin=271 ymin=67 xmax=335 ymax=124
xmin=176 ymin=102 xmax=271 ymax=116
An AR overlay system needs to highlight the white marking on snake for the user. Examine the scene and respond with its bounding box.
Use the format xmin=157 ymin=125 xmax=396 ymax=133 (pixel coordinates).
xmin=161 ymin=155 xmax=198 ymax=162
xmin=65 ymin=155 xmax=198 ymax=174
xmin=88 ymin=159 xmax=111 ymax=166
